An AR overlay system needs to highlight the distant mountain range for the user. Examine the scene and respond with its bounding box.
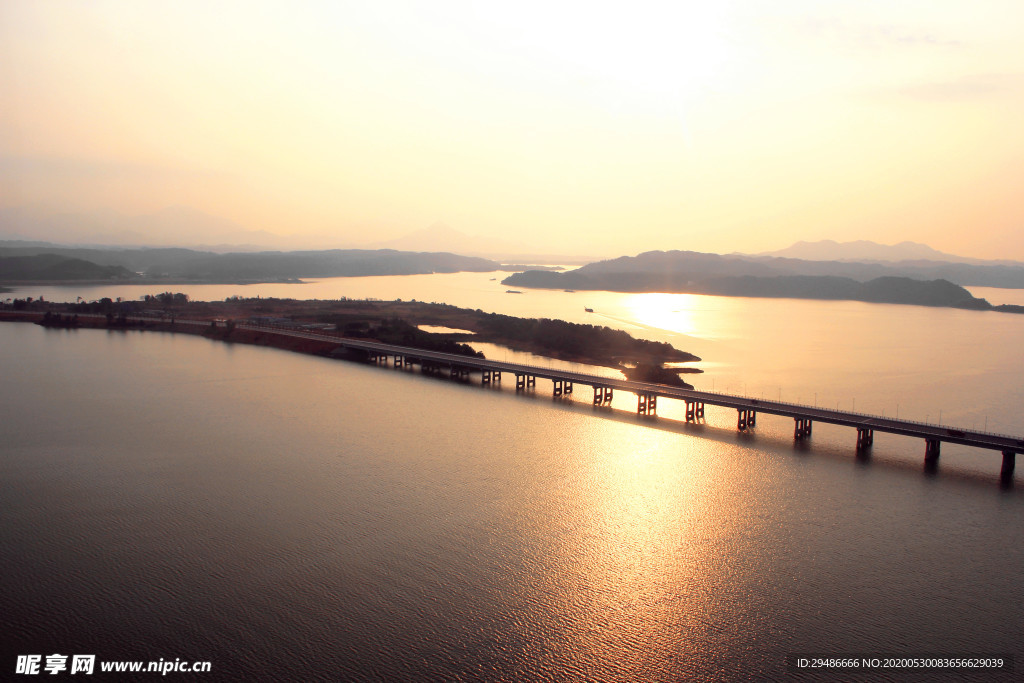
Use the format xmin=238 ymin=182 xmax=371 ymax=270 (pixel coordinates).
xmin=754 ymin=239 xmax=1021 ymax=266
xmin=0 ymin=206 xmax=290 ymax=252
xmin=0 ymin=245 xmax=500 ymax=282
xmin=503 ymin=250 xmax=1024 ymax=312
xmin=6 ymin=212 xmax=1024 ymax=308
xmin=368 ymin=222 xmax=526 ymax=257
xmin=545 ymin=248 xmax=1024 ymax=289
xmin=361 ymin=222 xmax=593 ymax=264
xmin=0 ymin=206 xmax=589 ymax=263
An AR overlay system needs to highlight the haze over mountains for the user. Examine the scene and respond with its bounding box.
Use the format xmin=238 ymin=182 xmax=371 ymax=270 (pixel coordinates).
xmin=0 ymin=244 xmax=499 ymax=282
xmin=0 ymin=206 xmax=290 ymax=252
xmin=5 ymin=201 xmax=1024 ymax=311
xmin=0 ymin=206 xmax=587 ymax=262
xmin=4 ymin=204 xmax=1021 ymax=269
xmin=754 ymin=240 xmax=1019 ymax=265
xmin=367 ymin=223 xmax=525 ymax=257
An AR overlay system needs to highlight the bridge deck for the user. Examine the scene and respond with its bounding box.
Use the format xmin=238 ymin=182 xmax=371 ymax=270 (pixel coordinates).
xmin=265 ymin=325 xmax=1022 ymax=456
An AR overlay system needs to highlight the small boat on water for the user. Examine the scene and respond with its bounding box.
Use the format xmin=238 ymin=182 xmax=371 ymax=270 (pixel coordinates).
xmin=563 ymin=289 xmax=575 ymax=293
xmin=506 ymin=290 xmax=523 ymax=294
xmin=584 ymin=307 xmax=593 ymax=313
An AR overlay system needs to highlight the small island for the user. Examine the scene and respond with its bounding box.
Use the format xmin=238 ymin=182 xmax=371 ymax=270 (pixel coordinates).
xmin=2 ymin=294 xmax=701 ymax=386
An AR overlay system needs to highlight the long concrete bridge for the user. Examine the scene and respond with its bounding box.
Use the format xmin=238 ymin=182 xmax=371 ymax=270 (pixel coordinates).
xmin=15 ymin=310 xmax=1022 ymax=483
xmin=237 ymin=322 xmax=1022 ymax=483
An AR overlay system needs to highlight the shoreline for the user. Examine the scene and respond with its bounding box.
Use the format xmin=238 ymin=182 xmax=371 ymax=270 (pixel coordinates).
xmin=0 ymin=277 xmax=306 ymax=287
xmin=0 ymin=312 xmax=341 ymax=358
xmin=0 ymin=311 xmax=694 ymax=385
xmin=0 ymin=297 xmax=701 ymax=378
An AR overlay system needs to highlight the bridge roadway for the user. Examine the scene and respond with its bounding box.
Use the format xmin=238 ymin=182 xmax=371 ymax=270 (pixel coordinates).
xmin=238 ymin=322 xmax=1022 ymax=477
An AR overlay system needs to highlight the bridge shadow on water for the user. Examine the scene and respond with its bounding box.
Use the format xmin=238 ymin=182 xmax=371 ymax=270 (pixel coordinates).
xmin=346 ymin=354 xmax=1018 ymax=492
xmin=525 ymin=384 xmax=1019 ymax=490
xmin=576 ymin=396 xmax=1019 ymax=492
xmin=539 ymin=386 xmax=1015 ymax=493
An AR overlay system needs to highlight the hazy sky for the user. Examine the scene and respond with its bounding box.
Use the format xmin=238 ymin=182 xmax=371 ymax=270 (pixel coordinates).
xmin=2 ymin=0 xmax=1022 ymax=258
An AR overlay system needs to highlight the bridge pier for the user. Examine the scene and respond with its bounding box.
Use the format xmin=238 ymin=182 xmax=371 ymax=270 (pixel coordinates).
xmin=856 ymin=428 xmax=874 ymax=450
xmin=685 ymin=401 xmax=705 ymax=422
xmin=481 ymin=369 xmax=492 ymax=385
xmin=393 ymin=354 xmax=403 ymax=367
xmin=1001 ymin=451 xmax=1015 ymax=482
xmin=637 ymin=393 xmax=657 ymax=415
xmin=737 ymin=409 xmax=756 ymax=430
xmin=593 ymin=386 xmax=613 ymax=405
xmin=551 ymin=379 xmax=574 ymax=396
xmin=794 ymin=418 xmax=813 ymax=440
xmin=924 ymin=439 xmax=941 ymax=467
xmin=516 ymin=373 xmax=536 ymax=391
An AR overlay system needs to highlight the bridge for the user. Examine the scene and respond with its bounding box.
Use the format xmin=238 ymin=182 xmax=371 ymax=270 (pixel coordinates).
xmin=14 ymin=310 xmax=1022 ymax=483
xmin=238 ymin=322 xmax=1022 ymax=483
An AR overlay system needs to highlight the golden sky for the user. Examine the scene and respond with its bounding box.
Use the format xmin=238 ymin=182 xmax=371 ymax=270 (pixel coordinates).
xmin=2 ymin=0 xmax=1022 ymax=258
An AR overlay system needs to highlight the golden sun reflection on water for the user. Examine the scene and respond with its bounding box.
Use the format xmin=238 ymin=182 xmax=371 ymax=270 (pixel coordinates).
xmin=620 ymin=292 xmax=704 ymax=340
xmin=536 ymin=423 xmax=738 ymax=676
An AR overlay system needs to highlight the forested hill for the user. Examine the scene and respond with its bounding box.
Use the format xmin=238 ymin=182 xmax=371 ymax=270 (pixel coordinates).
xmin=0 ymin=254 xmax=134 ymax=281
xmin=504 ymin=249 xmax=1024 ymax=291
xmin=0 ymin=245 xmax=500 ymax=282
xmin=502 ymin=250 xmax=1024 ymax=311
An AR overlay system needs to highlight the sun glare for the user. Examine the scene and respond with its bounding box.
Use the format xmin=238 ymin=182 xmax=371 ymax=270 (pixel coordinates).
xmin=623 ymin=292 xmax=703 ymax=339
xmin=472 ymin=0 xmax=736 ymax=110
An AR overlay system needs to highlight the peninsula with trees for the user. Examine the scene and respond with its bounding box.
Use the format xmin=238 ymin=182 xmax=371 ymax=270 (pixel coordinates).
xmin=1 ymin=295 xmax=701 ymax=387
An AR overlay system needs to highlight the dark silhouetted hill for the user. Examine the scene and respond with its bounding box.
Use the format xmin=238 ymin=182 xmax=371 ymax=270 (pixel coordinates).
xmin=502 ymin=251 xmax=1001 ymax=310
xmin=511 ymin=249 xmax=1024 ymax=290
xmin=0 ymin=254 xmax=134 ymax=281
xmin=0 ymin=244 xmax=499 ymax=281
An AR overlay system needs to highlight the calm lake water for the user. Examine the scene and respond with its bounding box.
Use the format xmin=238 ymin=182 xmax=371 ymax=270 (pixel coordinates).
xmin=3 ymin=274 xmax=1023 ymax=680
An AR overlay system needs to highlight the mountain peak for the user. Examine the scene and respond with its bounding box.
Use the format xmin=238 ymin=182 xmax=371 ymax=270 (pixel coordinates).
xmin=761 ymin=239 xmax=974 ymax=264
xmin=369 ymin=223 xmax=533 ymax=258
